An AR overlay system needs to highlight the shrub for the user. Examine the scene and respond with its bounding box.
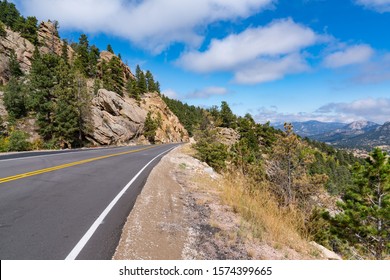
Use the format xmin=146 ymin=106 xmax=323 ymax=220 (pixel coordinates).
xmin=8 ymin=130 xmax=31 ymax=151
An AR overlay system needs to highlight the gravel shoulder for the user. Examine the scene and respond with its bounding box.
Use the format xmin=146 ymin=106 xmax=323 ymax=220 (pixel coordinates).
xmin=113 ymin=144 xmax=327 ymax=260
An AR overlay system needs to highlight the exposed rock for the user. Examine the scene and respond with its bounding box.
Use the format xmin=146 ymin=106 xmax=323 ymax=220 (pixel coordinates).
xmin=38 ymin=21 xmax=74 ymax=60
xmin=310 ymin=241 xmax=342 ymax=260
xmin=99 ymin=51 xmax=135 ymax=82
xmin=0 ymin=26 xmax=34 ymax=84
xmin=0 ymin=21 xmax=73 ymax=84
xmin=0 ymin=91 xmax=7 ymax=119
xmin=216 ymin=127 xmax=240 ymax=146
xmin=88 ymin=89 xmax=189 ymax=145
xmin=141 ymin=92 xmax=189 ymax=144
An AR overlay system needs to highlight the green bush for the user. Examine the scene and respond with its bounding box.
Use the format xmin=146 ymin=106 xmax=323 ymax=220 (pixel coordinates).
xmin=194 ymin=140 xmax=228 ymax=172
xmin=8 ymin=130 xmax=31 ymax=151
xmin=0 ymin=21 xmax=6 ymax=37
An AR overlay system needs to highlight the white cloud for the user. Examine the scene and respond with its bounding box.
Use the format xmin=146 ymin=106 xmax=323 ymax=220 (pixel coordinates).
xmin=355 ymin=0 xmax=390 ymax=12
xmin=186 ymin=86 xmax=229 ymax=99
xmin=234 ymin=53 xmax=309 ymax=84
xmin=178 ymin=18 xmax=317 ymax=72
xmin=177 ymin=18 xmax=318 ymax=84
xmin=316 ymin=98 xmax=390 ymax=124
xmin=162 ymin=89 xmax=178 ymax=99
xmin=323 ymin=44 xmax=374 ymax=68
xmin=16 ymin=0 xmax=274 ymax=53
xmin=352 ymin=53 xmax=390 ymax=84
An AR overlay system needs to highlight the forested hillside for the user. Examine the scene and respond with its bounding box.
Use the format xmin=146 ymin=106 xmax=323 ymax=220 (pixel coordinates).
xmin=0 ymin=0 xmax=187 ymax=151
xmin=190 ymin=101 xmax=389 ymax=260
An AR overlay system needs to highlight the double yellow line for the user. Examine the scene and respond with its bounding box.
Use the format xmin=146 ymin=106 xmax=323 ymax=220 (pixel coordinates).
xmin=0 ymin=146 xmax=154 ymax=184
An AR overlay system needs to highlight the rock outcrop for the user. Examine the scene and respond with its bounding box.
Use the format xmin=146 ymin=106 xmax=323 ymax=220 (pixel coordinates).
xmin=0 ymin=27 xmax=34 ymax=84
xmin=0 ymin=21 xmax=73 ymax=84
xmin=0 ymin=91 xmax=7 ymax=120
xmin=37 ymin=21 xmax=74 ymax=60
xmin=216 ymin=127 xmax=240 ymax=146
xmin=99 ymin=51 xmax=135 ymax=82
xmin=141 ymin=92 xmax=189 ymax=144
xmin=88 ymin=89 xmax=189 ymax=145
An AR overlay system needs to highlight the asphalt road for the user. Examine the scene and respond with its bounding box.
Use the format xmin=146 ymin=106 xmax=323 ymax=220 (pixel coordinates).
xmin=0 ymin=144 xmax=180 ymax=260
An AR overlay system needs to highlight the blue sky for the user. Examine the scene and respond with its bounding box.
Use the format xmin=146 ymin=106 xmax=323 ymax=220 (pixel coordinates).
xmin=11 ymin=0 xmax=390 ymax=124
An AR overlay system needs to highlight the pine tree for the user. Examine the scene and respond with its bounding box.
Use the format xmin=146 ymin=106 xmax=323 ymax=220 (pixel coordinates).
xmin=8 ymin=49 xmax=23 ymax=78
xmin=107 ymin=44 xmax=114 ymax=54
xmin=0 ymin=21 xmax=6 ymax=37
xmin=135 ymin=65 xmax=147 ymax=94
xmin=144 ymin=112 xmax=158 ymax=143
xmin=61 ymin=39 xmax=69 ymax=63
xmin=52 ymin=61 xmax=91 ymax=148
xmin=74 ymin=34 xmax=90 ymax=76
xmin=88 ymin=45 xmax=100 ymax=78
xmin=332 ymin=148 xmax=390 ymax=259
xmin=145 ymin=70 xmax=156 ymax=92
xmin=220 ymin=101 xmax=236 ymax=128
xmin=20 ymin=16 xmax=38 ymax=45
xmin=3 ymin=77 xmax=27 ymax=118
xmin=28 ymin=51 xmax=59 ymax=140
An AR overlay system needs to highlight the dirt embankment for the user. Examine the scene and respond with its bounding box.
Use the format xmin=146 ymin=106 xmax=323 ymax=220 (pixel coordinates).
xmin=113 ymin=144 xmax=330 ymax=260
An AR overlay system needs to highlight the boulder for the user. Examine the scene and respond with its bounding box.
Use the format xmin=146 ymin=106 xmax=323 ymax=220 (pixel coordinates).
xmin=88 ymin=90 xmax=189 ymax=145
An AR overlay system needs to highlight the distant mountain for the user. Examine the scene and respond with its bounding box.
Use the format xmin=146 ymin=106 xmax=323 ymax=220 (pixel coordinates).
xmin=311 ymin=121 xmax=380 ymax=143
xmin=272 ymin=120 xmax=389 ymax=151
xmin=336 ymin=122 xmax=390 ymax=150
xmin=272 ymin=121 xmax=345 ymax=137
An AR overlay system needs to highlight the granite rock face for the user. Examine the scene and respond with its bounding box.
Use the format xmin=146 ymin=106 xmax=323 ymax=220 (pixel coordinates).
xmin=88 ymin=90 xmax=189 ymax=145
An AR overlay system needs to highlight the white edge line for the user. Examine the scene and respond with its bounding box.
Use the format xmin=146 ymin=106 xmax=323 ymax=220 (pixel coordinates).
xmin=65 ymin=146 xmax=176 ymax=260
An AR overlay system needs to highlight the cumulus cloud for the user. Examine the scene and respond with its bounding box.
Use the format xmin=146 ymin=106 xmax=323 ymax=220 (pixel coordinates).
xmin=186 ymin=86 xmax=229 ymax=99
xmin=316 ymin=98 xmax=390 ymax=124
xmin=253 ymin=106 xmax=351 ymax=124
xmin=16 ymin=0 xmax=274 ymax=53
xmin=234 ymin=53 xmax=309 ymax=84
xmin=352 ymin=53 xmax=390 ymax=84
xmin=355 ymin=0 xmax=390 ymax=12
xmin=161 ymin=89 xmax=179 ymax=99
xmin=323 ymin=44 xmax=374 ymax=68
xmin=177 ymin=18 xmax=318 ymax=84
xmin=254 ymin=98 xmax=390 ymax=124
xmin=178 ymin=18 xmax=317 ymax=72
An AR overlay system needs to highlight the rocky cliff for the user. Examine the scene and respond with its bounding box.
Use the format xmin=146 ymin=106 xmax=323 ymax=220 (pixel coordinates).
xmin=0 ymin=21 xmax=189 ymax=146
xmin=88 ymin=89 xmax=189 ymax=145
xmin=0 ymin=21 xmax=73 ymax=84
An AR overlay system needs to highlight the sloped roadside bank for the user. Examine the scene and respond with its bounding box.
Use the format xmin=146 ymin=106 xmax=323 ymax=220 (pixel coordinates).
xmin=113 ymin=144 xmax=336 ymax=260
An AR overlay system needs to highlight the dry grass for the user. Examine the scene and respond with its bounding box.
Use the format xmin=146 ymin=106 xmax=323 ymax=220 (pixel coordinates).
xmin=220 ymin=171 xmax=311 ymax=254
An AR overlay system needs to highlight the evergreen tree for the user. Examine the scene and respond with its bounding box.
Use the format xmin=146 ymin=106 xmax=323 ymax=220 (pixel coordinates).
xmin=144 ymin=112 xmax=158 ymax=143
xmin=51 ymin=61 xmax=91 ymax=148
xmin=74 ymin=34 xmax=90 ymax=76
xmin=135 ymin=65 xmax=147 ymax=94
xmin=8 ymin=49 xmax=23 ymax=78
xmin=0 ymin=21 xmax=6 ymax=37
xmin=28 ymin=51 xmax=60 ymax=140
xmin=107 ymin=44 xmax=114 ymax=54
xmin=331 ymin=148 xmax=390 ymax=259
xmin=126 ymin=78 xmax=139 ymax=100
xmin=145 ymin=70 xmax=156 ymax=92
xmin=61 ymin=39 xmax=69 ymax=63
xmin=220 ymin=101 xmax=236 ymax=128
xmin=20 ymin=16 xmax=38 ymax=45
xmin=88 ymin=45 xmax=100 ymax=78
xmin=155 ymin=81 xmax=161 ymax=94
xmin=0 ymin=0 xmax=22 ymax=30
xmin=3 ymin=77 xmax=27 ymax=118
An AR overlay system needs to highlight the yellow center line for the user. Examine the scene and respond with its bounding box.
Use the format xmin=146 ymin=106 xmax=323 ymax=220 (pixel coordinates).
xmin=0 ymin=146 xmax=155 ymax=184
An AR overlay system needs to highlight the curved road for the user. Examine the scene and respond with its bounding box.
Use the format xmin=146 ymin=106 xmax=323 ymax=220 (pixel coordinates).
xmin=0 ymin=144 xmax=180 ymax=260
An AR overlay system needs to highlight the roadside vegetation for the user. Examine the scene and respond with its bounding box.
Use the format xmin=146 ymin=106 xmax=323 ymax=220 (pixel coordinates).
xmin=0 ymin=0 xmax=161 ymax=151
xmin=166 ymin=98 xmax=389 ymax=259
